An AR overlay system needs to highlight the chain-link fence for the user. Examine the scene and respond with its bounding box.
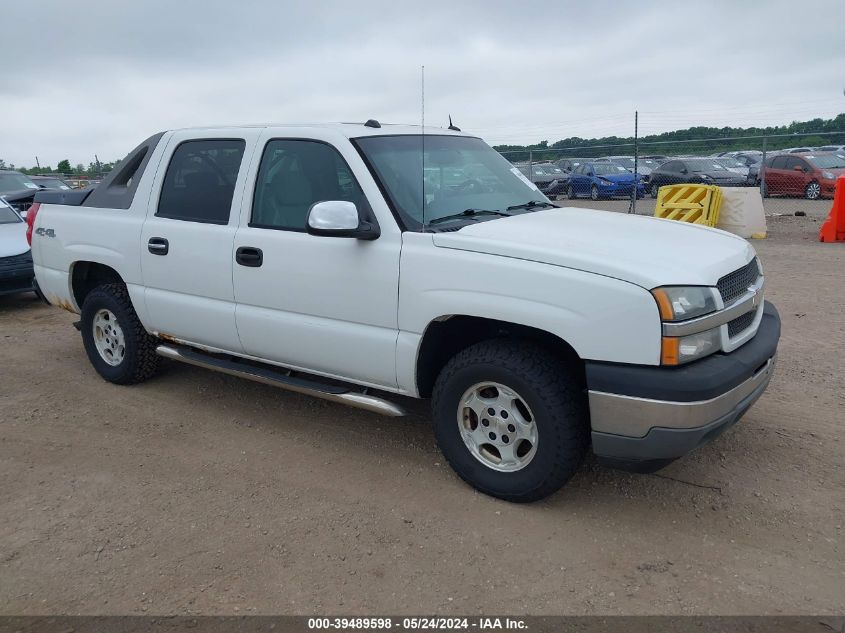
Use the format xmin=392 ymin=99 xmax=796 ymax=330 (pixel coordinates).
xmin=497 ymin=127 xmax=845 ymax=220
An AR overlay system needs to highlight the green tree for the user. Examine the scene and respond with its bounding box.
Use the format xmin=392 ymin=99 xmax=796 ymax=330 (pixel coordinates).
xmin=57 ymin=159 xmax=71 ymax=174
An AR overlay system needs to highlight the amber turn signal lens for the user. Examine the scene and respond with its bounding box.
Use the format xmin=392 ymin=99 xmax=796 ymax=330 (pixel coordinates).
xmin=661 ymin=337 xmax=679 ymax=366
xmin=651 ymin=288 xmax=674 ymax=321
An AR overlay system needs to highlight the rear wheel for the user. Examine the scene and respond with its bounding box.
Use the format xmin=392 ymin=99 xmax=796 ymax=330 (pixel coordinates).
xmin=80 ymin=283 xmax=161 ymax=385
xmin=432 ymin=340 xmax=589 ymax=502
xmin=805 ymin=181 xmax=821 ymax=200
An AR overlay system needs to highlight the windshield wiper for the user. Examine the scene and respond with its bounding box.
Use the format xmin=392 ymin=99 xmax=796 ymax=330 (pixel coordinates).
xmin=506 ymin=200 xmax=556 ymax=212
xmin=427 ymin=208 xmax=511 ymax=226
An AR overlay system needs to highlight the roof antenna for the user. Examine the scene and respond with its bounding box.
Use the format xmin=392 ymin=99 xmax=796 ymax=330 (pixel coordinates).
xmin=448 ymin=115 xmax=461 ymax=132
xmin=421 ymin=65 xmax=427 ymax=233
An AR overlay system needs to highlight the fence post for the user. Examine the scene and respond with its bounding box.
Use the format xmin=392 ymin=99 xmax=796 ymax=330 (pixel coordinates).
xmin=760 ymin=136 xmax=767 ymax=197
xmin=630 ymin=110 xmax=638 ymax=214
xmin=528 ymin=150 xmax=533 ymax=178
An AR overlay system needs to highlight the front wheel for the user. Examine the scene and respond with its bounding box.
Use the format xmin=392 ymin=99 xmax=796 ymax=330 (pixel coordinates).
xmin=805 ymin=181 xmax=821 ymax=200
xmin=567 ymin=185 xmax=577 ymax=200
xmin=431 ymin=340 xmax=589 ymax=502
xmin=590 ymin=184 xmax=600 ymax=201
xmin=650 ymin=183 xmax=660 ymax=198
xmin=80 ymin=283 xmax=161 ymax=385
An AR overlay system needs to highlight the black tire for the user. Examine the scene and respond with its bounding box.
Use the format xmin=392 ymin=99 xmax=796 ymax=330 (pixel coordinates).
xmin=80 ymin=283 xmax=160 ymax=385
xmin=760 ymin=181 xmax=769 ymax=198
xmin=431 ymin=339 xmax=589 ymax=502
xmin=567 ymin=185 xmax=576 ymax=200
xmin=805 ymin=181 xmax=821 ymax=200
xmin=590 ymin=184 xmax=600 ymax=201
xmin=650 ymin=183 xmax=660 ymax=198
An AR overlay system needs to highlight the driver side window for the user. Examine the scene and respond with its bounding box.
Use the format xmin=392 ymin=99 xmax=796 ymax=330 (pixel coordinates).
xmin=251 ymin=139 xmax=365 ymax=232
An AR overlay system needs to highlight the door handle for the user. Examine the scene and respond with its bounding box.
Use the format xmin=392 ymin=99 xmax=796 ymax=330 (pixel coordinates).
xmin=236 ymin=246 xmax=263 ymax=267
xmin=148 ymin=237 xmax=169 ymax=255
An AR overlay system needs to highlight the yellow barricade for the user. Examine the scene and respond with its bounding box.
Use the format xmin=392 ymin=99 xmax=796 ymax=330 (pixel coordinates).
xmin=653 ymin=184 xmax=723 ymax=227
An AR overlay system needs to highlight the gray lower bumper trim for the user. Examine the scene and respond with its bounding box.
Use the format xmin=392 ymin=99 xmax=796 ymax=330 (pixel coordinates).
xmin=591 ymin=356 xmax=775 ymax=461
xmin=588 ymin=355 xmax=776 ymax=438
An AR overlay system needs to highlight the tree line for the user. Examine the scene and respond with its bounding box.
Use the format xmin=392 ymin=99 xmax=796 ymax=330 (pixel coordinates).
xmin=493 ymin=114 xmax=845 ymax=162
xmin=0 ymin=158 xmax=119 ymax=177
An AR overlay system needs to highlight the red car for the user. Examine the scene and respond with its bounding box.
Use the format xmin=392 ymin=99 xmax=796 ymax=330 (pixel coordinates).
xmin=760 ymin=152 xmax=845 ymax=199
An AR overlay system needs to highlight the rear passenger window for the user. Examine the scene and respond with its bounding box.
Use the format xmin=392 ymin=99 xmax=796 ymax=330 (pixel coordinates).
xmin=157 ymin=139 xmax=246 ymax=224
xmin=251 ymin=139 xmax=365 ymax=231
xmin=771 ymin=156 xmax=788 ymax=169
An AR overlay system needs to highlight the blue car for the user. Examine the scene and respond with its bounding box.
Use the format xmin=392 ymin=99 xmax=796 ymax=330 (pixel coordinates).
xmin=566 ymin=162 xmax=645 ymax=200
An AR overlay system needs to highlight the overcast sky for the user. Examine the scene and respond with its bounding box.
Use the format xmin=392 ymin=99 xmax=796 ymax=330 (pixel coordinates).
xmin=1 ymin=0 xmax=843 ymax=168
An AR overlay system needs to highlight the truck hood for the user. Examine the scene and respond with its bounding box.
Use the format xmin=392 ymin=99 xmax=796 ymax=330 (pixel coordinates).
xmin=431 ymin=207 xmax=755 ymax=289
xmin=0 ymin=220 xmax=29 ymax=258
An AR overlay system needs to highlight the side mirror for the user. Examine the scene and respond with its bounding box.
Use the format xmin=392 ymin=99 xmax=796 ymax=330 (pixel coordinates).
xmin=680 ymin=168 xmax=688 ymax=174
xmin=306 ymin=201 xmax=380 ymax=240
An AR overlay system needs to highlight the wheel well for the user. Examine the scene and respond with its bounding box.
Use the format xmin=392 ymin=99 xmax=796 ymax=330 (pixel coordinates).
xmin=71 ymin=262 xmax=124 ymax=308
xmin=415 ymin=316 xmax=583 ymax=398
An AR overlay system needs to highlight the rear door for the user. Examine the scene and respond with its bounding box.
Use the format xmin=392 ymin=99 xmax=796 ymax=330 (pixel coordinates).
xmin=765 ymin=155 xmax=789 ymax=195
xmin=140 ymin=130 xmax=261 ymax=352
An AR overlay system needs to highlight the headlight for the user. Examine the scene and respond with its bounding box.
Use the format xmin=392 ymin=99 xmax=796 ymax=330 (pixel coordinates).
xmin=651 ymin=286 xmax=718 ymax=321
xmin=598 ymin=178 xmax=613 ymax=185
xmin=652 ymin=286 xmax=721 ymax=365
xmin=699 ymin=174 xmax=711 ymax=180
xmin=661 ymin=328 xmax=721 ymax=365
xmin=822 ymin=171 xmax=835 ymax=180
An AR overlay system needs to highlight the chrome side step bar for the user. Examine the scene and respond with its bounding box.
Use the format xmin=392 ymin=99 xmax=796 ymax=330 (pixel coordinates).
xmin=155 ymin=344 xmax=406 ymax=417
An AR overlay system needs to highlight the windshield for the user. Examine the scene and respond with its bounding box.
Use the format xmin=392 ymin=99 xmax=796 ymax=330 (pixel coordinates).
xmin=354 ymin=135 xmax=546 ymax=229
xmin=35 ymin=178 xmax=71 ymax=189
xmin=0 ymin=202 xmax=22 ymax=224
xmin=805 ymin=154 xmax=845 ymax=169
xmin=594 ymin=164 xmax=629 ymax=175
xmin=611 ymin=157 xmax=635 ymax=168
xmin=0 ymin=172 xmax=39 ymax=194
xmin=686 ymin=159 xmax=727 ymax=172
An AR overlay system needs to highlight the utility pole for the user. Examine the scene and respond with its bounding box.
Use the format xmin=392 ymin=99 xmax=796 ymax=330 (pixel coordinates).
xmin=629 ymin=110 xmax=638 ymax=214
xmin=35 ymin=156 xmax=41 ymax=169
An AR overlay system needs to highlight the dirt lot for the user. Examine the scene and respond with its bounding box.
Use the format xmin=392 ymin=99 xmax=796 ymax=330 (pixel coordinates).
xmin=1 ymin=214 xmax=843 ymax=616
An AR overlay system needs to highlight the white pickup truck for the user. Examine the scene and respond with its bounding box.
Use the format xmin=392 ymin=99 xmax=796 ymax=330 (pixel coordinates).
xmin=28 ymin=122 xmax=780 ymax=502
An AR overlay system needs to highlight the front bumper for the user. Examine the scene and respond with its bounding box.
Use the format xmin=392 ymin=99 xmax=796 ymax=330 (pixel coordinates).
xmin=586 ymin=301 xmax=780 ymax=472
xmin=599 ymin=182 xmax=646 ymax=197
xmin=0 ymin=251 xmax=36 ymax=296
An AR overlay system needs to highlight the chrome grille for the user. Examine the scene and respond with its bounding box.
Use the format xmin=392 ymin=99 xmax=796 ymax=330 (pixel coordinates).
xmin=727 ymin=310 xmax=756 ymax=338
xmin=717 ymin=259 xmax=760 ymax=305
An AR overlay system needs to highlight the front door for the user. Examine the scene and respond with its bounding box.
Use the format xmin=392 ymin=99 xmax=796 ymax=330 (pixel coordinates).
xmin=232 ymin=133 xmax=401 ymax=389
xmin=140 ymin=130 xmax=260 ymax=352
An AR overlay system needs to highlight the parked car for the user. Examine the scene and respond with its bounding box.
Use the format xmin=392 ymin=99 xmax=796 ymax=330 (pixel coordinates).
xmin=29 ymin=122 xmax=780 ymax=502
xmin=0 ymin=170 xmax=40 ymax=196
xmin=713 ymin=157 xmax=751 ymax=178
xmin=566 ymin=162 xmax=645 ymax=200
xmin=816 ymin=145 xmax=845 ymax=153
xmin=759 ymin=152 xmax=845 ymax=199
xmin=555 ymin=158 xmax=585 ymax=173
xmin=0 ymin=170 xmax=40 ymax=217
xmin=726 ymin=151 xmax=763 ymax=168
xmin=782 ymin=146 xmax=815 ymax=154
xmin=516 ymin=163 xmax=568 ymax=198
xmin=0 ymin=198 xmax=37 ymax=297
xmin=30 ymin=175 xmax=73 ymax=190
xmin=647 ymin=158 xmax=749 ymax=197
xmin=594 ymin=156 xmax=661 ymax=179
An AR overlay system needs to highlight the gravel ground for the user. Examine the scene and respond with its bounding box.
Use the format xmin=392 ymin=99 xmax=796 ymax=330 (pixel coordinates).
xmin=0 ymin=214 xmax=843 ymax=616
